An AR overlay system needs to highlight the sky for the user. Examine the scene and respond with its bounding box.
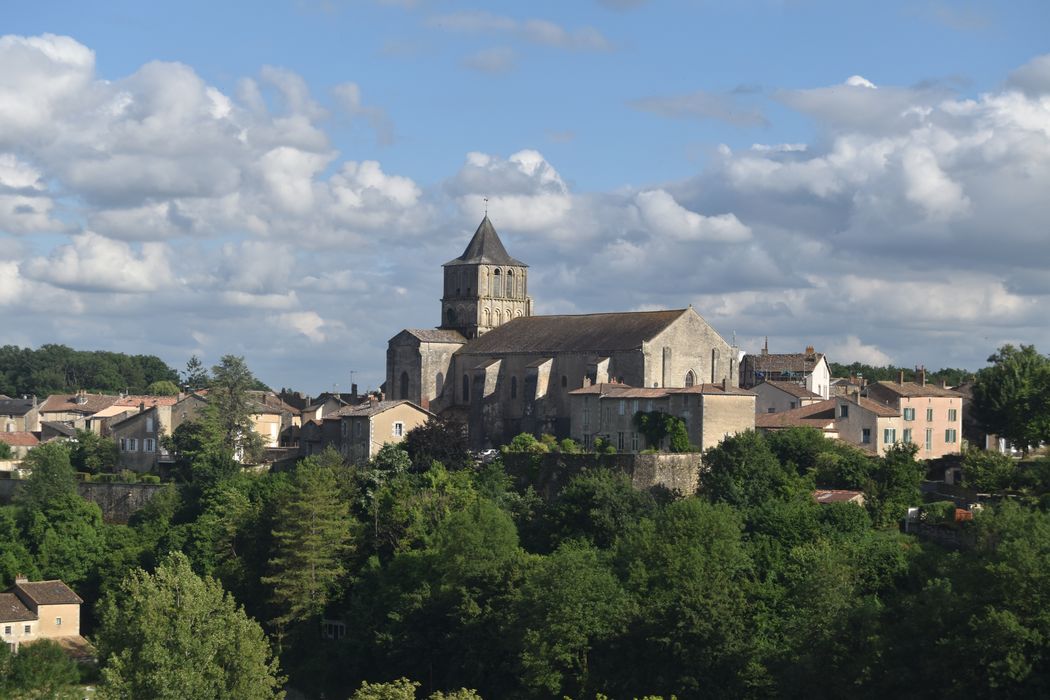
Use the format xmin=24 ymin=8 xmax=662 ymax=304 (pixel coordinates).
xmin=1 ymin=0 xmax=1049 ymax=394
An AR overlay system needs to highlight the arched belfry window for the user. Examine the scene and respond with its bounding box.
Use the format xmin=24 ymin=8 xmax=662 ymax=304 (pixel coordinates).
xmin=685 ymin=370 xmax=696 ymax=388
xmin=462 ymin=374 xmax=470 ymax=403
xmin=446 ymin=308 xmax=457 ymax=326
xmin=399 ymin=371 xmax=409 ymax=400
xmin=507 ymin=269 xmax=515 ymax=298
xmin=493 ymin=268 xmax=502 ymax=297
xmin=511 ymin=376 xmax=518 ymax=399
xmin=436 ymin=372 xmax=444 ymax=395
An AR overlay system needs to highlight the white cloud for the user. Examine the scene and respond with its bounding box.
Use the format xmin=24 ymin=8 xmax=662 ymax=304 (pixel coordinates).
xmin=1006 ymin=53 xmax=1050 ymax=96
xmin=825 ymin=335 xmax=893 ymax=366
xmin=428 ymin=11 xmax=614 ymax=52
xmin=24 ymin=232 xmax=173 ymax=293
xmin=634 ymin=190 xmax=751 ymax=242
xmin=273 ymin=311 xmax=327 ymax=342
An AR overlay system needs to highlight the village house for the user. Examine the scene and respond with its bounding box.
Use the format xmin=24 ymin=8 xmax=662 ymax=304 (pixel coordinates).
xmin=755 ymin=399 xmax=840 ymax=440
xmin=335 ymin=400 xmax=433 ymax=464
xmin=863 ymin=371 xmax=964 ymax=459
xmin=740 ymin=343 xmax=831 ymax=399
xmin=37 ymin=392 xmax=122 ymax=429
xmin=0 ymin=576 xmax=82 ymax=652
xmin=752 ymin=380 xmax=824 ymax=414
xmin=0 ymin=397 xmax=40 ymax=433
xmin=0 ymin=431 xmax=40 ymax=459
xmin=756 ymin=394 xmax=905 ymax=455
xmin=567 ymin=381 xmax=756 ymax=453
xmin=109 ymin=406 xmax=169 ymax=472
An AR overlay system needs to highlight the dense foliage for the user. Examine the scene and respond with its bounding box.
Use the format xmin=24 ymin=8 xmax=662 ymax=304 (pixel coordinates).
xmin=0 ymin=344 xmax=179 ymax=397
xmin=10 ymin=411 xmax=1050 ymax=697
xmin=972 ymin=344 xmax=1050 ymax=453
xmin=829 ymin=360 xmax=971 ymax=386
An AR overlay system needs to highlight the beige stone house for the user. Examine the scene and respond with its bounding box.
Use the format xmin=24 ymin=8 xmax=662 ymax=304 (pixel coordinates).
xmin=863 ymin=373 xmax=964 ymax=459
xmin=0 ymin=576 xmax=82 ymax=651
xmin=335 ymin=400 xmax=433 ymax=464
xmin=0 ymin=397 xmax=40 ymax=433
xmin=753 ymin=380 xmax=824 ymax=415
xmin=387 ymin=216 xmax=740 ymax=448
xmin=740 ymin=344 xmax=832 ymax=399
xmin=568 ymin=382 xmax=755 ymax=453
xmin=0 ymin=431 xmax=39 ymax=459
xmin=109 ymin=406 xmax=170 ymax=472
xmin=37 ymin=393 xmax=122 ymax=429
xmin=755 ymin=399 xmax=840 ymax=440
xmin=834 ymin=395 xmax=904 ymax=455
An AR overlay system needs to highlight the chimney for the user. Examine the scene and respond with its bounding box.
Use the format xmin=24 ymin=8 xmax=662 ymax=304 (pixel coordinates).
xmin=805 ymin=345 xmax=815 ymax=357
xmin=14 ymin=573 xmax=27 ymax=584
xmin=761 ymin=337 xmax=769 ymax=356
xmin=722 ymin=377 xmax=727 ymax=391
xmin=940 ymin=379 xmax=948 ymax=389
xmin=916 ymin=366 xmax=926 ymax=386
xmin=898 ymin=370 xmax=905 ymax=385
xmin=351 ymin=383 xmax=358 ymax=399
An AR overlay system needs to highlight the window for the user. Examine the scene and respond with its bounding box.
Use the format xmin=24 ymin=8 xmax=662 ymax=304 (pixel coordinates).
xmin=861 ymin=428 xmax=871 ymax=444
xmin=904 ymin=408 xmax=915 ymax=421
xmin=144 ymin=438 xmax=156 ymax=453
xmin=632 ymin=400 xmax=639 ymax=414
xmin=839 ymin=404 xmax=849 ymax=418
xmin=768 ymin=408 xmax=776 ymax=414
xmin=884 ymin=428 xmax=896 ymax=444
xmin=617 ymin=432 xmax=625 ymax=451
xmin=55 ymin=617 xmax=62 ymax=627
xmin=945 ymin=428 xmax=957 ymax=444
xmin=507 ymin=269 xmax=515 ymax=298
xmin=341 ymin=422 xmax=348 ymax=437
xmin=631 ymin=432 xmax=639 ymax=451
xmin=462 ymin=374 xmax=470 ymax=403
xmin=354 ymin=421 xmax=362 ymax=438
xmin=146 ymin=416 xmax=154 ymax=432
xmin=3 ymin=626 xmax=10 ymax=635
xmin=926 ymin=408 xmax=934 ymax=421
xmin=435 ymin=371 xmax=444 ymax=395
xmin=925 ymin=429 xmax=933 ymax=450
xmin=23 ymin=625 xmax=30 ymax=634
xmin=128 ymin=438 xmax=138 ymax=452
xmin=903 ymin=428 xmax=912 ymax=444
xmin=510 ymin=376 xmax=517 ymax=399
xmin=789 ymin=401 xmax=797 ymax=409
xmin=684 ymin=370 xmax=696 ymax=387
xmin=493 ymin=268 xmax=502 ymax=296
xmin=119 ymin=438 xmax=126 ymax=451
xmin=618 ymin=400 xmax=625 ymax=416
xmin=393 ymin=422 xmax=404 ymax=438
xmin=948 ymin=408 xmax=958 ymax=422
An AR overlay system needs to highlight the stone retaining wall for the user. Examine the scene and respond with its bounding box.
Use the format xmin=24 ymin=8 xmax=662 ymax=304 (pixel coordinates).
xmin=0 ymin=479 xmax=167 ymax=523
xmin=502 ymin=452 xmax=700 ymax=499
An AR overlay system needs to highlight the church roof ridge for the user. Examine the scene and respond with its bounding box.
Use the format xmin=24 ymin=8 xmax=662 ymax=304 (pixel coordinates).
xmin=443 ymin=216 xmax=527 ymax=267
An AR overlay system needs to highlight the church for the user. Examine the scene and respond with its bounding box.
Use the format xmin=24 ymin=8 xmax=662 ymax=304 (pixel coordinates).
xmin=386 ymin=216 xmax=739 ymax=447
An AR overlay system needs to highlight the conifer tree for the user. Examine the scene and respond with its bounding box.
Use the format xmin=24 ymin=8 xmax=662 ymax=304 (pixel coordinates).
xmin=263 ymin=452 xmax=354 ymax=642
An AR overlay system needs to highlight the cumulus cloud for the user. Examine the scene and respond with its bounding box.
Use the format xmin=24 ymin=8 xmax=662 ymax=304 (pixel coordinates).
xmin=634 ymin=190 xmax=751 ymax=242
xmin=462 ymin=47 xmax=517 ymax=74
xmin=825 ymin=335 xmax=893 ymax=366
xmin=272 ymin=311 xmax=327 ymax=343
xmin=1006 ymin=53 xmax=1050 ymax=96
xmin=23 ymin=232 xmax=173 ymax=293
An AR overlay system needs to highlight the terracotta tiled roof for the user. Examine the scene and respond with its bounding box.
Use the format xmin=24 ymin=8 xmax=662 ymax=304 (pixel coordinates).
xmin=247 ymin=392 xmax=300 ymax=415
xmin=747 ymin=352 xmax=825 ymax=374
xmin=755 ymin=399 xmax=838 ymax=429
xmin=0 ymin=432 xmax=39 ymax=447
xmin=405 ymin=329 xmax=468 ymax=344
xmin=13 ymin=580 xmax=83 ymax=606
xmin=756 ymin=380 xmax=821 ymax=399
xmin=459 ymin=309 xmax=688 ymax=355
xmin=0 ymin=593 xmax=34 ymax=622
xmin=113 ymin=395 xmax=179 ymax=408
xmin=39 ymin=393 xmax=121 ymax=415
xmin=868 ymin=381 xmax=962 ymax=399
xmin=570 ymin=383 xmax=754 ymax=398
xmin=850 ymin=396 xmax=901 ymax=418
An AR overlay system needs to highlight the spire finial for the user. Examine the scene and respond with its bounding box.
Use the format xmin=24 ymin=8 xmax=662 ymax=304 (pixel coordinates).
xmin=483 ymin=196 xmax=489 ymax=217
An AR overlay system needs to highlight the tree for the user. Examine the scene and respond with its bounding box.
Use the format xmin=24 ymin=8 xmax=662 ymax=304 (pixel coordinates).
xmin=634 ymin=411 xmax=693 ymax=452
xmin=865 ymin=443 xmax=924 ymax=527
xmin=183 ymin=355 xmax=210 ymax=391
xmin=699 ymin=431 xmax=811 ymax=508
xmin=147 ymin=380 xmax=180 ymax=396
xmin=539 ymin=469 xmax=657 ymax=550
xmin=96 ymin=551 xmax=284 ymax=700
xmin=962 ymin=448 xmax=1016 ymax=492
xmin=262 ymin=454 xmax=354 ymax=642
xmin=209 ymin=355 xmax=265 ymax=463
xmin=973 ymin=344 xmax=1050 ymax=454
xmin=18 ymin=442 xmax=77 ymax=512
xmin=0 ymin=638 xmax=81 ymax=699
xmin=0 ymin=441 xmax=11 ymax=460
xmin=403 ymin=417 xmax=471 ymax=471
xmin=69 ymin=429 xmax=119 ymax=474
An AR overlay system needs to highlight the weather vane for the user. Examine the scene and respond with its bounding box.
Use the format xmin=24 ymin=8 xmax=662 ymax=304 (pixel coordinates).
xmin=483 ymin=196 xmax=489 ymax=216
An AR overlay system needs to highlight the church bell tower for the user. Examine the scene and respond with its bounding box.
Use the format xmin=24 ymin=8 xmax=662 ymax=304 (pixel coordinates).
xmin=440 ymin=216 xmax=532 ymax=339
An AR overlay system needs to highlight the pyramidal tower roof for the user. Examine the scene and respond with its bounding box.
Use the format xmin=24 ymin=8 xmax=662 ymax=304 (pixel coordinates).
xmin=443 ymin=216 xmax=527 ymax=267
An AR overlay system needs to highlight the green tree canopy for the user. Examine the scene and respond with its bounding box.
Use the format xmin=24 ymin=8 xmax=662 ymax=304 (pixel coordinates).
xmin=699 ymin=430 xmax=811 ymax=508
xmin=972 ymin=344 xmax=1050 ymax=453
xmin=146 ymin=380 xmax=180 ymax=396
xmin=69 ymin=429 xmax=119 ymax=475
xmin=96 ymin=551 xmax=284 ymax=700
xmin=0 ymin=638 xmax=81 ymax=699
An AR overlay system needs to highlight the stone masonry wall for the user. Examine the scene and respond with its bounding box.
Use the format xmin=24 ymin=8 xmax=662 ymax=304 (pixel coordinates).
xmin=502 ymin=452 xmax=700 ymax=500
xmin=0 ymin=479 xmax=167 ymax=523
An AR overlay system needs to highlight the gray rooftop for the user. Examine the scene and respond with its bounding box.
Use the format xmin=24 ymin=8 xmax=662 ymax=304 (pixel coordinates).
xmin=443 ymin=216 xmax=527 ymax=267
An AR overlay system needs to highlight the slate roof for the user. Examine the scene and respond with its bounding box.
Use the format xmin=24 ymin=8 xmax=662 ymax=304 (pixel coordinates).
xmin=12 ymin=580 xmax=82 ymax=606
xmin=0 ymin=398 xmax=35 ymax=416
xmin=0 ymin=593 xmax=35 ymax=622
xmin=41 ymin=421 xmax=76 ymax=437
xmin=747 ymin=352 xmax=826 ymax=373
xmin=0 ymin=432 xmax=39 ymax=448
xmin=459 ymin=309 xmax=688 ymax=355
xmin=443 ymin=216 xmax=527 ymax=267
xmin=867 ymin=380 xmax=962 ymax=399
xmin=405 ymin=329 xmax=468 ymax=344
xmin=335 ymin=400 xmax=433 ymax=419
xmin=39 ymin=393 xmax=121 ymax=415
xmin=756 ymin=380 xmax=821 ymax=399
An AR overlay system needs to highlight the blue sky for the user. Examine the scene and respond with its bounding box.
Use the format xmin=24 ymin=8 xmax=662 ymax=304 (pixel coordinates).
xmin=1 ymin=1 xmax=1049 ymax=392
